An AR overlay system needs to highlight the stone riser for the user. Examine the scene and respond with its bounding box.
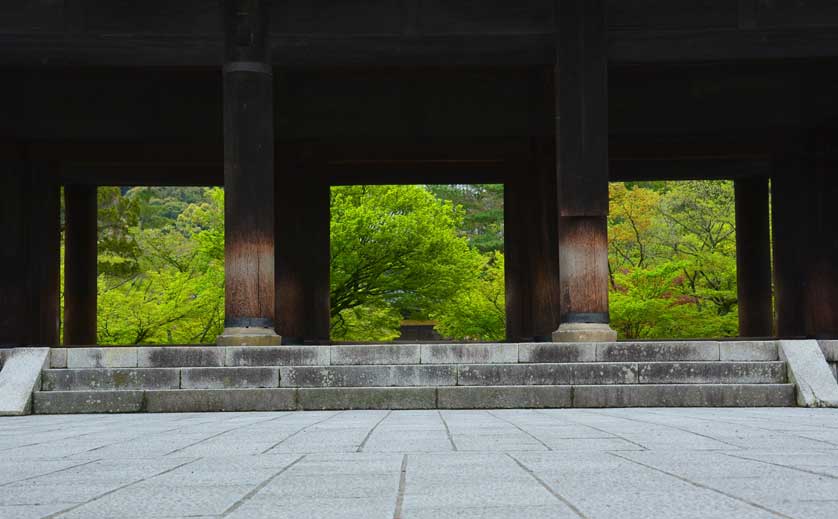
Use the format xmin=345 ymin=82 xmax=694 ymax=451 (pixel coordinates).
xmin=32 ymin=384 xmax=795 ymax=413
xmin=48 ymin=341 xmax=780 ymax=369
xmin=40 ymin=362 xmax=788 ymax=391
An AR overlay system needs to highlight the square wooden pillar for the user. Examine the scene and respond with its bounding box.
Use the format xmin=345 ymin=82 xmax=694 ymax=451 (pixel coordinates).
xmin=276 ymin=154 xmax=331 ymax=345
xmin=0 ymin=158 xmax=60 ymax=347
xmin=734 ymin=176 xmax=773 ymax=337
xmin=553 ymin=0 xmax=616 ymax=342
xmin=218 ymin=0 xmax=280 ymax=346
xmin=63 ymin=184 xmax=98 ymax=345
xmin=504 ymin=142 xmax=560 ymax=342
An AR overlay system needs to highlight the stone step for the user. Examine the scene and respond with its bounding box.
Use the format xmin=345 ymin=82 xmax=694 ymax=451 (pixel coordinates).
xmin=40 ymin=361 xmax=787 ymax=391
xmin=49 ymin=341 xmax=779 ymax=369
xmin=31 ymin=383 xmax=795 ymax=413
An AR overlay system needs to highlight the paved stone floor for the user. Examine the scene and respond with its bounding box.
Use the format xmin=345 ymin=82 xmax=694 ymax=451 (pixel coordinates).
xmin=2 ymin=409 xmax=838 ymax=518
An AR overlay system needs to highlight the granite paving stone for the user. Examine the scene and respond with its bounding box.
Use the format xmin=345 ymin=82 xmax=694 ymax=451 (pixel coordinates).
xmin=2 ymin=409 xmax=838 ymax=518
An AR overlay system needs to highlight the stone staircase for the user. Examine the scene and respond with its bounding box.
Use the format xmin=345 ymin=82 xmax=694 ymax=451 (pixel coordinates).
xmin=31 ymin=341 xmax=795 ymax=413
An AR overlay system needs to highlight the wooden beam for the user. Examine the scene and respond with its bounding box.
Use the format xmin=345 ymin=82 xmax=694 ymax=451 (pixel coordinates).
xmin=734 ymin=176 xmax=773 ymax=337
xmin=63 ymin=184 xmax=98 ymax=346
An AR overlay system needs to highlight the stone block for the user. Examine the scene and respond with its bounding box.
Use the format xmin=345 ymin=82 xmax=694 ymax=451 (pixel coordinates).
xmin=280 ymin=365 xmax=455 ymax=387
xmin=181 ymin=367 xmax=279 ymax=389
xmin=138 ymin=347 xmax=223 ymax=368
xmin=67 ymin=347 xmax=138 ymax=368
xmin=421 ymin=344 xmax=517 ymax=364
xmin=42 ymin=368 xmax=180 ymax=391
xmin=0 ymin=347 xmax=49 ymax=415
xmin=437 ymin=386 xmax=572 ymax=409
xmin=518 ymin=343 xmax=595 ymax=363
xmin=297 ymin=387 xmax=436 ymax=410
xmin=572 ymin=384 xmax=795 ymax=408
xmin=330 ymin=344 xmax=420 ymax=365
xmin=779 ymin=339 xmax=838 ymax=407
xmin=457 ymin=364 xmax=574 ymax=386
xmin=597 ymin=342 xmax=719 ymax=362
xmin=818 ymin=340 xmax=838 ymax=362
xmin=225 ymin=346 xmax=329 ymax=367
xmin=637 ymin=362 xmax=785 ymax=385
xmin=720 ymin=341 xmax=778 ymax=361
xmin=145 ymin=388 xmax=296 ymax=412
xmin=33 ymin=390 xmax=144 ymax=414
xmin=573 ymin=363 xmax=638 ymax=385
xmin=553 ymin=322 xmax=617 ymax=342
xmin=49 ymin=348 xmax=67 ymax=368
xmin=216 ymin=326 xmax=282 ymax=346
xmin=719 ymin=362 xmax=787 ymax=384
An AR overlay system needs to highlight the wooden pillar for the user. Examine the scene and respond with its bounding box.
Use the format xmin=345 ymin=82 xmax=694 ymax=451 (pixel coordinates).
xmin=0 ymin=158 xmax=60 ymax=347
xmin=218 ymin=0 xmax=280 ymax=345
xmin=276 ymin=157 xmax=331 ymax=344
xmin=806 ymin=134 xmax=838 ymax=338
xmin=505 ymin=143 xmax=560 ymax=341
xmin=734 ymin=177 xmax=773 ymax=337
xmin=63 ymin=184 xmax=98 ymax=345
xmin=553 ymin=0 xmax=616 ymax=342
xmin=771 ymin=153 xmax=810 ymax=338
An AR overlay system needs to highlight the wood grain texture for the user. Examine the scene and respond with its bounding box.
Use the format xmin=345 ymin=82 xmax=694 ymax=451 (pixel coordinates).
xmin=559 ymin=216 xmax=610 ymax=319
xmin=734 ymin=176 xmax=773 ymax=337
xmin=275 ymin=156 xmax=331 ymax=344
xmin=223 ymin=0 xmax=276 ymax=327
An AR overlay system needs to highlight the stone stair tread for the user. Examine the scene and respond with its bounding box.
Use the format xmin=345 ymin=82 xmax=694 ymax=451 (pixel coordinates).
xmin=32 ymin=383 xmax=796 ymax=413
xmin=40 ymin=361 xmax=788 ymax=391
xmin=49 ymin=341 xmax=779 ymax=369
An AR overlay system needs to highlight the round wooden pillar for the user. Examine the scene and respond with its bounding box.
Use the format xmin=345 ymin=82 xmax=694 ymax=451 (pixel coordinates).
xmin=218 ymin=0 xmax=280 ymax=345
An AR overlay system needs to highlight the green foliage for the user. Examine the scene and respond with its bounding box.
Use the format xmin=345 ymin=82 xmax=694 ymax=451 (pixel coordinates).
xmin=96 ymin=188 xmax=225 ymax=344
xmin=71 ymin=178 xmax=739 ymax=345
xmin=329 ymin=185 xmax=485 ymax=340
xmin=432 ymin=252 xmax=506 ymax=341
xmin=426 ymin=184 xmax=504 ymax=253
xmin=608 ymin=180 xmax=740 ymax=339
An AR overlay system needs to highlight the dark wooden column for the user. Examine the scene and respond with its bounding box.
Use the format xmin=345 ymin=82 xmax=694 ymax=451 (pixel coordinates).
xmin=505 ymin=143 xmax=560 ymax=341
xmin=63 ymin=184 xmax=98 ymax=345
xmin=218 ymin=0 xmax=280 ymax=345
xmin=771 ymin=153 xmax=810 ymax=338
xmin=0 ymin=158 xmax=60 ymax=347
xmin=276 ymin=156 xmax=331 ymax=345
xmin=734 ymin=177 xmax=773 ymax=337
xmin=806 ymin=134 xmax=838 ymax=338
xmin=553 ymin=0 xmax=616 ymax=342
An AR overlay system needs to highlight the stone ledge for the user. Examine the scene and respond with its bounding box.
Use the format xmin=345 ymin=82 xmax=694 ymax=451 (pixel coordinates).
xmin=298 ymin=387 xmax=436 ymax=410
xmin=572 ymin=384 xmax=795 ymax=408
xmin=0 ymin=348 xmax=50 ymax=416
xmin=145 ymin=388 xmax=296 ymax=412
xmin=438 ymin=386 xmax=573 ymax=409
xmin=779 ymin=340 xmax=838 ymax=407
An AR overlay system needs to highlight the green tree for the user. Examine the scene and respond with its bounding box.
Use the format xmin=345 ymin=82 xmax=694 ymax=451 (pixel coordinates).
xmin=330 ymin=185 xmax=484 ymax=340
xmin=426 ymin=184 xmax=504 ymax=253
xmin=432 ymin=252 xmax=506 ymax=341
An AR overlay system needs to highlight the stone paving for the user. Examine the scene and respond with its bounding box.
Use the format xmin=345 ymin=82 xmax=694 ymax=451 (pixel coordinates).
xmin=1 ymin=409 xmax=838 ymax=518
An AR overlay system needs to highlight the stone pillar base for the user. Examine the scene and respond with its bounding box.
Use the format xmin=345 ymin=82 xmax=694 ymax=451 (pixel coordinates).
xmin=552 ymin=322 xmax=617 ymax=343
xmin=217 ymin=327 xmax=282 ymax=346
